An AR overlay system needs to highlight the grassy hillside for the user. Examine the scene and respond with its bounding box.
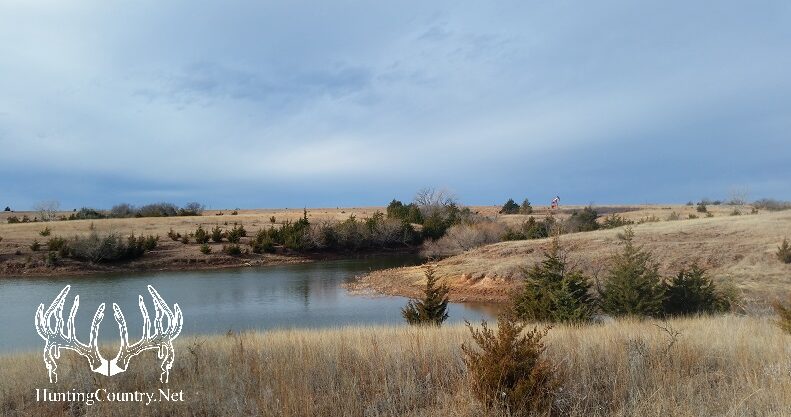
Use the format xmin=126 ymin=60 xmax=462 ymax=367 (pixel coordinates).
xmin=2 ymin=315 xmax=788 ymax=416
xmin=350 ymin=209 xmax=791 ymax=306
xmin=0 ymin=207 xmax=387 ymax=276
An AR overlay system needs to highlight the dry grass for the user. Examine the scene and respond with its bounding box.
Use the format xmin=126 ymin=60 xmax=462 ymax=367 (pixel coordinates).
xmin=351 ymin=210 xmax=791 ymax=306
xmin=1 ymin=315 xmax=788 ymax=416
xmin=0 ymin=207 xmax=387 ymax=276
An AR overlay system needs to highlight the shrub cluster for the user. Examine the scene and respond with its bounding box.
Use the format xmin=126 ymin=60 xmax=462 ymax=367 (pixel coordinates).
xmin=753 ymin=198 xmax=791 ymax=211
xmin=499 ymin=199 xmax=520 ymax=214
xmin=68 ymin=207 xmax=105 ymax=220
xmin=422 ymin=221 xmax=506 ymax=258
xmin=222 ymin=244 xmax=243 ymax=256
xmin=566 ymin=206 xmax=600 ymax=232
xmin=387 ymin=196 xmax=471 ymax=240
xmin=601 ymin=213 xmax=634 ymax=229
xmin=255 ymin=210 xmax=418 ymax=252
xmin=60 ymin=232 xmax=158 ymax=263
xmin=250 ymin=229 xmax=275 ymax=254
xmin=513 ymin=228 xmax=737 ymax=322
xmin=499 ymin=198 xmax=532 ymax=215
xmin=386 ymin=200 xmax=423 ymax=224
xmin=7 ymin=215 xmax=33 ymax=224
xmin=226 ymin=224 xmax=246 ymax=243
xmin=502 ymin=216 xmax=554 ymax=241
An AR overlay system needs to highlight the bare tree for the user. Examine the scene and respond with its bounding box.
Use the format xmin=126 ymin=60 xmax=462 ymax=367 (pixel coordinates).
xmin=727 ymin=186 xmax=750 ymax=205
xmin=34 ymin=200 xmax=60 ymax=222
xmin=413 ymin=187 xmax=457 ymax=215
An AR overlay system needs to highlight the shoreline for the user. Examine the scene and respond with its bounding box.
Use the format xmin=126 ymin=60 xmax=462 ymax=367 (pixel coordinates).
xmin=0 ymin=246 xmax=421 ymax=279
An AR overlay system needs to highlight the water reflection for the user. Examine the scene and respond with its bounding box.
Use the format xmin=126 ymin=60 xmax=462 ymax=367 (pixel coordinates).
xmin=0 ymin=256 xmax=498 ymax=352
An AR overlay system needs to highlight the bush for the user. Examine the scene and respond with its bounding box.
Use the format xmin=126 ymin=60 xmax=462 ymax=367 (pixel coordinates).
xmin=110 ymin=203 xmax=136 ymax=218
xmin=30 ymin=240 xmax=41 ymax=251
xmin=705 ymin=212 xmax=714 ymax=218
xmin=730 ymin=209 xmax=741 ymax=216
xmin=142 ymin=235 xmax=159 ymax=251
xmin=461 ymin=315 xmax=556 ymax=416
xmin=386 ymin=199 xmax=423 ymax=224
xmin=566 ymin=206 xmax=599 ymax=232
xmin=194 ymin=225 xmax=209 ymax=244
xmin=44 ymin=252 xmax=59 ymax=267
xmin=199 ymin=243 xmax=212 ymax=254
xmin=69 ymin=207 xmax=105 ymax=220
xmin=167 ymin=228 xmax=180 ymax=241
xmin=688 ymin=214 xmax=698 ymax=219
xmin=180 ymin=235 xmax=190 ymax=244
xmin=3 ymin=206 xmax=10 ymax=211
xmin=179 ymin=202 xmax=204 ymax=216
xmin=269 ymin=216 xmax=276 ymax=223
xmin=696 ymin=202 xmax=708 ymax=213
xmin=666 ymin=211 xmax=680 ymax=221
xmin=422 ymin=221 xmax=506 ymax=258
xmin=753 ymin=198 xmax=791 ymax=211
xmin=250 ymin=229 xmax=275 ymax=254
xmin=502 ymin=216 xmax=554 ymax=241
xmin=773 ymin=293 xmax=791 ymax=334
xmin=226 ymin=224 xmax=245 ymax=243
xmin=401 ymin=267 xmax=450 ymax=326
xmin=137 ymin=202 xmax=178 ymax=217
xmin=39 ymin=227 xmax=51 ymax=236
xmin=599 ymin=228 xmax=664 ymax=317
xmin=47 ymin=237 xmax=67 ymax=252
xmin=777 ymin=238 xmax=791 ymax=264
xmin=520 ymin=199 xmax=533 ymax=214
xmin=222 ymin=244 xmax=242 ymax=256
xmin=7 ymin=216 xmax=20 ymax=224
xmin=231 ymin=210 xmax=238 ymax=215
xmin=499 ymin=199 xmax=520 ymax=214
xmin=211 ymin=226 xmax=224 ymax=242
xmin=512 ymin=238 xmax=595 ymax=323
xmin=662 ymin=264 xmax=732 ymax=315
xmin=66 ymin=232 xmax=154 ymax=263
xmin=601 ymin=214 xmax=634 ymax=229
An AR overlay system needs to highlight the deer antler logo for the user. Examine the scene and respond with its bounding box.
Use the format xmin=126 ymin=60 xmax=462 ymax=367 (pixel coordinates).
xmin=34 ymin=285 xmax=183 ymax=383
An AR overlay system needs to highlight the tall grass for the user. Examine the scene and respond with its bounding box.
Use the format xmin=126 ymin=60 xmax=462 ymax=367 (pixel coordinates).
xmin=1 ymin=315 xmax=788 ymax=416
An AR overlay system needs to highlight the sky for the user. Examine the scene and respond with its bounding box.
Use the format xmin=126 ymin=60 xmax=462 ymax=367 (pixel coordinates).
xmin=1 ymin=1 xmax=789 ymax=210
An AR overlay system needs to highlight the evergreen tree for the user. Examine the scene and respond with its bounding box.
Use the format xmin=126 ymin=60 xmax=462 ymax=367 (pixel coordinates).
xmin=662 ymin=264 xmax=727 ymax=315
xmin=777 ymin=238 xmax=791 ymax=264
xmin=599 ymin=227 xmax=664 ymax=317
xmin=519 ymin=199 xmax=533 ymax=214
xmin=512 ymin=237 xmax=594 ymax=323
xmin=402 ymin=266 xmax=450 ymax=326
xmin=499 ymin=198 xmax=520 ymax=214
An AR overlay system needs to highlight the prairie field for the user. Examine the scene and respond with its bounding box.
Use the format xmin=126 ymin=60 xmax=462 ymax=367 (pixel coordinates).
xmin=0 ymin=207 xmax=388 ymax=276
xmin=351 ymin=208 xmax=791 ymax=307
xmin=1 ymin=315 xmax=789 ymax=417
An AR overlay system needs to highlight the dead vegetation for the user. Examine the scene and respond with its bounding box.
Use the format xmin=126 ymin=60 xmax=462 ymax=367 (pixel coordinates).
xmin=1 ymin=315 xmax=788 ymax=416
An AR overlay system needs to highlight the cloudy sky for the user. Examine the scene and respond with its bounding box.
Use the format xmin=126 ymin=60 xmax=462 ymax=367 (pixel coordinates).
xmin=1 ymin=1 xmax=789 ymax=210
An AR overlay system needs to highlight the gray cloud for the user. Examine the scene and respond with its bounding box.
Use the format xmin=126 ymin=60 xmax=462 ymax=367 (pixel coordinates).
xmin=0 ymin=1 xmax=789 ymax=209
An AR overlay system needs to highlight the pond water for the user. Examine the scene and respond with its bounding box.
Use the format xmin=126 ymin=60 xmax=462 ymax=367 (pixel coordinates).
xmin=0 ymin=256 xmax=498 ymax=353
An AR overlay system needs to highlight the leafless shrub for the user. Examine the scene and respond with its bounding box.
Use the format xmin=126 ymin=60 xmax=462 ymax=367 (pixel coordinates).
xmin=34 ymin=200 xmax=60 ymax=222
xmin=422 ymin=221 xmax=506 ymax=258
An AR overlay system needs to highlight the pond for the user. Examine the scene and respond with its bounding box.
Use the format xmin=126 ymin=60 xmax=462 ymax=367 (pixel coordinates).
xmin=0 ymin=256 xmax=498 ymax=352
